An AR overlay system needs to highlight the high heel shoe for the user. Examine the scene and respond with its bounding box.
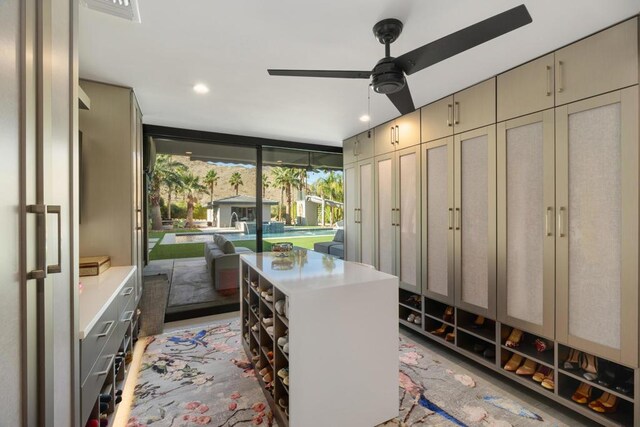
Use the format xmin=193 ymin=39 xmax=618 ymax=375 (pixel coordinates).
xmin=445 ymin=330 xmax=455 ymax=342
xmin=541 ymin=370 xmax=555 ymax=390
xmin=471 ymin=315 xmax=485 ymax=329
xmin=532 ymin=366 xmax=551 ymax=383
xmin=443 ymin=306 xmax=454 ymax=323
xmin=597 ymin=360 xmax=618 ymax=388
xmin=571 ymin=382 xmax=592 ymax=404
xmin=430 ymin=323 xmax=447 ymax=336
xmin=581 ymin=353 xmax=598 ymax=381
xmin=563 ymin=348 xmax=581 ymax=370
xmin=516 ymin=358 xmax=538 ymax=376
xmin=589 ymin=392 xmax=618 ymax=413
xmin=504 ymin=353 xmax=523 ymax=372
xmin=505 ymin=328 xmax=523 ymax=348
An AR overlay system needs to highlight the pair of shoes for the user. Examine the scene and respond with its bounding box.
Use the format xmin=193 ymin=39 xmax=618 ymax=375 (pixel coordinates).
xmin=532 ymin=366 xmax=552 ymax=382
xmin=278 ymin=335 xmax=289 ymax=347
xmin=261 ymin=289 xmax=273 ymax=302
xmin=445 ymin=331 xmax=455 ymax=342
xmin=405 ymin=295 xmax=421 ymax=309
xmin=275 ymin=299 xmax=285 ymax=315
xmin=259 ymin=367 xmax=273 ymax=383
xmin=588 ymin=392 xmax=618 ymax=413
xmin=277 ymin=367 xmax=289 ymax=380
xmin=516 ymin=358 xmax=538 ymax=376
xmin=505 ymin=328 xmax=523 ymax=348
xmin=571 ymin=382 xmax=592 ymax=404
xmin=407 ymin=313 xmax=421 ymax=325
xmin=443 ymin=306 xmax=454 ymax=323
xmin=282 ymin=343 xmax=289 ymax=354
xmin=278 ymin=397 xmax=288 ymax=413
xmin=265 ymin=325 xmax=274 ymax=336
xmin=430 ymin=323 xmax=447 ymax=336
xmin=263 ymin=316 xmax=273 ymax=326
xmin=251 ymin=323 xmax=259 ymax=332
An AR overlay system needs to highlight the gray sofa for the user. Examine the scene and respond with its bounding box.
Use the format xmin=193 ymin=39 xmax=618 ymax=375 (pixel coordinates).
xmin=204 ymin=234 xmax=253 ymax=291
xmin=313 ymin=229 xmax=344 ymax=259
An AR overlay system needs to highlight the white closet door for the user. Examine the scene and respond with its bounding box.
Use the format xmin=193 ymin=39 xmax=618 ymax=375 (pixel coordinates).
xmin=344 ymin=164 xmax=358 ymax=262
xmin=455 ymin=125 xmax=497 ymax=317
xmin=359 ymin=161 xmax=374 ymax=267
xmin=375 ymin=155 xmax=395 ymax=275
xmin=396 ymin=146 xmax=421 ymax=293
xmin=556 ymin=87 xmax=638 ymax=367
xmin=422 ymin=138 xmax=454 ymax=303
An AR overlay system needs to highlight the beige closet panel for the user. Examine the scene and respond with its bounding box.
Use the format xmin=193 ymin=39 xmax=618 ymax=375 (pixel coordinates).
xmin=556 ymin=88 xmax=638 ymax=367
xmin=374 ymin=121 xmax=396 ymax=156
xmin=497 ymin=110 xmax=555 ymax=338
xmin=394 ymin=110 xmax=421 ymax=150
xmin=454 ymin=125 xmax=497 ymax=317
xmin=344 ymin=164 xmax=358 ymax=262
xmin=421 ymin=96 xmax=454 ymax=143
xmin=453 ymin=78 xmax=496 ymax=134
xmin=421 ymin=138 xmax=455 ymax=304
xmin=359 ymin=160 xmax=375 ymax=266
xmin=375 ymin=154 xmax=395 ymax=275
xmin=396 ymin=146 xmax=421 ymax=293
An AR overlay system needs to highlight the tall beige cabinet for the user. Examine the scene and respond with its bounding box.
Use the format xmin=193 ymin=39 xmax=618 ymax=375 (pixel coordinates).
xmin=343 ymin=131 xmax=375 ymax=265
xmin=79 ymin=81 xmax=144 ymax=299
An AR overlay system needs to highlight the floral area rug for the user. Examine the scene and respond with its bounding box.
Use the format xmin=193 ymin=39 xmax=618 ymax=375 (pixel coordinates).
xmin=127 ymin=318 xmax=568 ymax=427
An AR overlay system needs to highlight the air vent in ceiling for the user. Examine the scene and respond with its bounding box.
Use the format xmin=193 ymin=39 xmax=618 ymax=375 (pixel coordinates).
xmin=83 ymin=0 xmax=141 ymax=23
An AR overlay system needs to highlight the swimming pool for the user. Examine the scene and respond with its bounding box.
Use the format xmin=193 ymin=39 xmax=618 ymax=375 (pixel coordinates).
xmin=173 ymin=228 xmax=337 ymax=244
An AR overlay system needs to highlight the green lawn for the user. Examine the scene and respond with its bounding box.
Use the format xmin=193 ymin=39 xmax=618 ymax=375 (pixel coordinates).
xmin=148 ymin=234 xmax=333 ymax=260
xmin=148 ymin=228 xmax=201 ymax=239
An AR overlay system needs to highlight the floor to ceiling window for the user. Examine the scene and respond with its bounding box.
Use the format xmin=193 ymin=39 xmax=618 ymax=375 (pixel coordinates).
xmin=142 ymin=134 xmax=342 ymax=320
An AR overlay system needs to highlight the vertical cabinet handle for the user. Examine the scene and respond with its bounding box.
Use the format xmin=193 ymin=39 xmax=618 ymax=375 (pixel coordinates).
xmin=545 ymin=65 xmax=552 ymax=96
xmin=545 ymin=207 xmax=553 ymax=236
xmin=454 ymin=208 xmax=461 ymax=230
xmin=390 ymin=126 xmax=395 ymax=146
xmin=557 ymin=61 xmax=564 ymax=93
xmin=448 ymin=208 xmax=453 ymax=230
xmin=454 ymin=102 xmax=460 ymax=125
xmin=558 ymin=207 xmax=566 ymax=237
xmin=447 ymin=104 xmax=453 ymax=127
xmin=391 ymin=208 xmax=395 ymax=226
xmin=396 ymin=207 xmax=400 ymax=227
xmin=395 ymin=125 xmax=399 ymax=144
xmin=26 ymin=204 xmax=62 ymax=279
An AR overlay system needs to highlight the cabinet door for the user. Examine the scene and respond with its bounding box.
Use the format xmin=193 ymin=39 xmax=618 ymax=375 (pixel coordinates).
xmin=358 ymin=159 xmax=375 ymax=266
xmin=421 ymin=96 xmax=453 ymax=143
xmin=374 ymin=154 xmax=396 ymax=275
xmin=374 ymin=121 xmax=396 ymax=156
xmin=343 ymin=136 xmax=358 ymax=165
xmin=395 ymin=110 xmax=421 ymax=150
xmin=453 ymin=78 xmax=496 ymax=135
xmin=497 ymin=111 xmax=555 ymax=338
xmin=396 ymin=146 xmax=421 ymax=293
xmin=555 ymin=88 xmax=638 ymax=367
xmin=555 ymin=18 xmax=638 ymax=106
xmin=344 ymin=163 xmax=359 ymax=262
xmin=454 ymin=125 xmax=497 ymax=317
xmin=497 ymin=54 xmax=555 ymax=122
xmin=357 ymin=130 xmax=375 ymax=160
xmin=421 ymin=137 xmax=455 ymax=304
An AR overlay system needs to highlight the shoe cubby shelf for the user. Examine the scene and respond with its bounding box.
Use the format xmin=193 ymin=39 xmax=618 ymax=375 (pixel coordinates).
xmin=241 ymin=251 xmax=399 ymax=427
xmin=398 ymin=289 xmax=639 ymax=427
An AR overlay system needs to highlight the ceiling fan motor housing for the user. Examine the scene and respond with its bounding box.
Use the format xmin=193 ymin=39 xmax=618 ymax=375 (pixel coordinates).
xmin=372 ymin=57 xmax=406 ymax=94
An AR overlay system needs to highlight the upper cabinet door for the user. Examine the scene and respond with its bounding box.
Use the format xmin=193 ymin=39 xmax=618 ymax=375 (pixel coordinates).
xmin=497 ymin=110 xmax=555 ymax=339
xmin=453 ymin=78 xmax=496 ymax=135
xmin=497 ymin=54 xmax=555 ymax=122
xmin=394 ymin=110 xmax=421 ymax=150
xmin=555 ymin=18 xmax=638 ymax=106
xmin=343 ymin=136 xmax=358 ymax=165
xmin=374 ymin=121 xmax=396 ymax=156
xmin=555 ymin=87 xmax=639 ymax=367
xmin=421 ymin=96 xmax=454 ymax=143
xmin=356 ymin=130 xmax=374 ymax=160
xmin=396 ymin=146 xmax=421 ymax=293
xmin=454 ymin=125 xmax=497 ymax=318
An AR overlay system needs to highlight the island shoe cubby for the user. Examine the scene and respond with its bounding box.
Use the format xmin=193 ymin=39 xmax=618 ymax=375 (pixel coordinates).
xmin=398 ymin=290 xmax=639 ymax=426
xmin=242 ymin=250 xmax=398 ymax=427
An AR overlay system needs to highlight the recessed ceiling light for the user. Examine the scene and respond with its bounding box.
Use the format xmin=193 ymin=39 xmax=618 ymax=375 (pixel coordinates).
xmin=185 ymin=151 xmax=193 ymax=155
xmin=193 ymin=83 xmax=209 ymax=94
xmin=359 ymin=115 xmax=370 ymax=122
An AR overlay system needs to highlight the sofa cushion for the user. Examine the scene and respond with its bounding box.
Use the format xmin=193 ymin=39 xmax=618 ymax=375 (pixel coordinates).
xmin=333 ymin=229 xmax=344 ymax=243
xmin=314 ymin=241 xmax=339 ymax=254
xmin=213 ymin=234 xmax=235 ymax=254
xmin=328 ymin=244 xmax=343 ymax=258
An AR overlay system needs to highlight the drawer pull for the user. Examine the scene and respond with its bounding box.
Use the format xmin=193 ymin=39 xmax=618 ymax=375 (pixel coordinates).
xmin=121 ymin=287 xmax=134 ymax=296
xmin=122 ymin=310 xmax=134 ymax=323
xmin=96 ymin=320 xmax=115 ymax=338
xmin=94 ymin=354 xmax=115 ymax=377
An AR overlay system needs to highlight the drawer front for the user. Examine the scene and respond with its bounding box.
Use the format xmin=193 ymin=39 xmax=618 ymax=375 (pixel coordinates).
xmin=80 ymin=301 xmax=117 ymax=382
xmin=116 ymin=275 xmax=136 ymax=315
xmin=81 ymin=352 xmax=115 ymax=424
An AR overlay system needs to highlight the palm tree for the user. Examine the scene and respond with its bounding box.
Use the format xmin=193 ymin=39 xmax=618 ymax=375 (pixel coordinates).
xmin=271 ymin=167 xmax=288 ymax=221
xmin=203 ymin=169 xmax=219 ymax=204
xmin=229 ymin=172 xmax=244 ymax=195
xmin=271 ymin=167 xmax=301 ymax=224
xmin=164 ymin=172 xmax=185 ymax=220
xmin=149 ymin=154 xmax=186 ymax=230
xmin=179 ymin=172 xmax=206 ymax=228
xmin=262 ymin=173 xmax=270 ymax=198
xmin=316 ymin=171 xmax=344 ymax=225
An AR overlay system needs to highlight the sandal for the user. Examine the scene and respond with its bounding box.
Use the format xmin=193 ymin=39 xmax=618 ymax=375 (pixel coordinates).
xmin=581 ymin=353 xmax=598 ymax=381
xmin=563 ymin=348 xmax=581 ymax=370
xmin=532 ymin=366 xmax=551 ymax=383
xmin=571 ymin=382 xmax=592 ymax=404
xmin=505 ymin=328 xmax=524 ymax=348
xmin=589 ymin=392 xmax=618 ymax=413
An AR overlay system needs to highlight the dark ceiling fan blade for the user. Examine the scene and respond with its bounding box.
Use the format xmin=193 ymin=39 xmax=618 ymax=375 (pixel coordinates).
xmin=386 ymin=83 xmax=415 ymax=115
xmin=267 ymin=69 xmax=371 ymax=79
xmin=396 ymin=4 xmax=532 ymax=75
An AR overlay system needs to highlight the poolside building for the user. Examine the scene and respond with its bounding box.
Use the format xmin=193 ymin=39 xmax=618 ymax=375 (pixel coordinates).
xmin=207 ymin=195 xmax=278 ymax=227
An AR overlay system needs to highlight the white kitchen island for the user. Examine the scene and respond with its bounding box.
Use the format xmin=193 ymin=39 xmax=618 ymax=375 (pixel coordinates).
xmin=240 ymin=249 xmax=399 ymax=427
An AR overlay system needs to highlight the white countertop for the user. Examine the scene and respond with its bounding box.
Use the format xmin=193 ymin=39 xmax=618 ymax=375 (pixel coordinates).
xmin=78 ymin=265 xmax=136 ymax=339
xmin=240 ymin=250 xmax=395 ymax=295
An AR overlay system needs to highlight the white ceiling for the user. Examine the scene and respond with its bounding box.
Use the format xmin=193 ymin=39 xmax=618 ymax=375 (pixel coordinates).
xmin=79 ymin=0 xmax=639 ymax=147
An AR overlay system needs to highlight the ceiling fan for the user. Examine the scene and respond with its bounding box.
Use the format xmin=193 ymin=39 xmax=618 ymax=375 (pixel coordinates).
xmin=268 ymin=5 xmax=532 ymax=115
